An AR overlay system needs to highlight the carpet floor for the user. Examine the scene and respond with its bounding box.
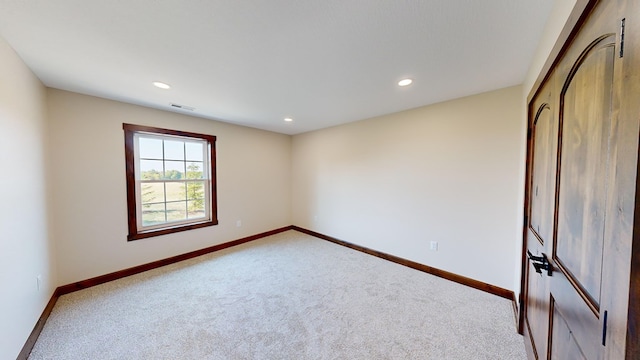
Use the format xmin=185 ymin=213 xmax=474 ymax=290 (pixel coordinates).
xmin=29 ymin=230 xmax=526 ymax=359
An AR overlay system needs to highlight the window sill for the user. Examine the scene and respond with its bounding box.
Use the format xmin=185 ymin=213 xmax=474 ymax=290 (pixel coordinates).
xmin=127 ymin=219 xmax=218 ymax=241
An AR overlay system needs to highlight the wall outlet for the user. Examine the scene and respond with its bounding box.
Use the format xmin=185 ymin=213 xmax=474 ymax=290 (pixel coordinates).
xmin=236 ymin=220 xmax=242 ymax=227
xmin=430 ymin=241 xmax=438 ymax=251
xmin=36 ymin=275 xmax=42 ymax=291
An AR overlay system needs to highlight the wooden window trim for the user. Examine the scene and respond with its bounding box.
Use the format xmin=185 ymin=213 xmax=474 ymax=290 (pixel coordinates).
xmin=123 ymin=123 xmax=218 ymax=241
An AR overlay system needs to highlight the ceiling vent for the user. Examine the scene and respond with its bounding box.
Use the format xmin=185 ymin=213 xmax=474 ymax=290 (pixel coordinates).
xmin=170 ymin=103 xmax=195 ymax=111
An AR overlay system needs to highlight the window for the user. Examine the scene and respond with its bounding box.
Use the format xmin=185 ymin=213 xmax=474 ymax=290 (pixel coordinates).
xmin=123 ymin=124 xmax=217 ymax=241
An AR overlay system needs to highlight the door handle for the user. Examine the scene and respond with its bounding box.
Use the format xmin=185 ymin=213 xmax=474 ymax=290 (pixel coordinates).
xmin=527 ymin=250 xmax=546 ymax=263
xmin=532 ymin=261 xmax=552 ymax=276
xmin=527 ymin=250 xmax=552 ymax=276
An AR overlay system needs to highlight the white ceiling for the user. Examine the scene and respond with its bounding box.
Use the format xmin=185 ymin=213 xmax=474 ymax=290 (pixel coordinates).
xmin=0 ymin=0 xmax=554 ymax=135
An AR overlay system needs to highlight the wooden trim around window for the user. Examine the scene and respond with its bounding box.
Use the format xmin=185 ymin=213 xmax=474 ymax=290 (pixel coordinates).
xmin=123 ymin=123 xmax=218 ymax=241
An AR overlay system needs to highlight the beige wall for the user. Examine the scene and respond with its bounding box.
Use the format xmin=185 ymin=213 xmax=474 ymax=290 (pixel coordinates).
xmin=292 ymin=86 xmax=523 ymax=291
xmin=47 ymin=90 xmax=292 ymax=285
xmin=0 ymin=37 xmax=55 ymax=359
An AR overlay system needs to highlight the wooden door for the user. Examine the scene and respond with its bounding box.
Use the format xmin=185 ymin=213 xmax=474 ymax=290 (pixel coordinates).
xmin=524 ymin=79 xmax=557 ymax=359
xmin=522 ymin=0 xmax=640 ymax=359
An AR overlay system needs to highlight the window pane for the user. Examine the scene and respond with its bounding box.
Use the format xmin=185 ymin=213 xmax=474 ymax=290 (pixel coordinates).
xmin=187 ymin=181 xmax=205 ymax=200
xmin=165 ymin=181 xmax=186 ymax=202
xmin=139 ymin=137 xmax=163 ymax=159
xmin=187 ymin=200 xmax=206 ymax=219
xmin=140 ymin=160 xmax=163 ymax=180
xmin=141 ymin=183 xmax=165 ymax=204
xmin=142 ymin=203 xmax=165 ymax=226
xmin=166 ymin=201 xmax=187 ymax=222
xmin=185 ymin=142 xmax=204 ymax=161
xmin=164 ymin=140 xmax=184 ymax=160
xmin=186 ymin=162 xmax=203 ymax=179
xmin=164 ymin=161 xmax=184 ymax=179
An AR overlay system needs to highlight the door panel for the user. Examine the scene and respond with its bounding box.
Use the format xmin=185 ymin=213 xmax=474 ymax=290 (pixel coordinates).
xmin=555 ymin=36 xmax=615 ymax=310
xmin=549 ymin=262 xmax=602 ymax=359
xmin=530 ymin=103 xmax=556 ymax=243
xmin=525 ymin=84 xmax=556 ymax=359
xmin=549 ymin=30 xmax=616 ymax=360
xmin=550 ymin=297 xmax=588 ymax=360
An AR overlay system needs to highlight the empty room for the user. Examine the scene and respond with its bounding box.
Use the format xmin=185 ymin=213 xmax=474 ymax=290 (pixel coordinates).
xmin=1 ymin=0 xmax=639 ymax=359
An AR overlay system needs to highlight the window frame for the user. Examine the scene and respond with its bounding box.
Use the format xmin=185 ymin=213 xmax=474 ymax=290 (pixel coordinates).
xmin=123 ymin=123 xmax=218 ymax=241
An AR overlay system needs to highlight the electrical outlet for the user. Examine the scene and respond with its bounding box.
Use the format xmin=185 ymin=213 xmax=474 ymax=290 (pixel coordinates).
xmin=430 ymin=241 xmax=438 ymax=251
xmin=236 ymin=220 xmax=242 ymax=227
xmin=36 ymin=275 xmax=42 ymax=291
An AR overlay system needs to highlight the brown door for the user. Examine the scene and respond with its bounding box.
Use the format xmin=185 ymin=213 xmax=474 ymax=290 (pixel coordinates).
xmin=524 ymin=78 xmax=557 ymax=359
xmin=522 ymin=1 xmax=640 ymax=359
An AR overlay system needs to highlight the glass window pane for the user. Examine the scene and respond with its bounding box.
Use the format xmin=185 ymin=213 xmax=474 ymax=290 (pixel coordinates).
xmin=186 ymin=162 xmax=203 ymax=179
xmin=142 ymin=203 xmax=165 ymax=226
xmin=187 ymin=200 xmax=206 ymax=219
xmin=128 ymin=124 xmax=216 ymax=239
xmin=164 ymin=161 xmax=184 ymax=179
xmin=140 ymin=160 xmax=163 ymax=180
xmin=187 ymin=181 xmax=205 ymax=200
xmin=165 ymin=181 xmax=186 ymax=202
xmin=185 ymin=142 xmax=204 ymax=161
xmin=166 ymin=201 xmax=187 ymax=222
xmin=164 ymin=140 xmax=184 ymax=160
xmin=139 ymin=137 xmax=163 ymax=159
xmin=140 ymin=183 xmax=165 ymax=204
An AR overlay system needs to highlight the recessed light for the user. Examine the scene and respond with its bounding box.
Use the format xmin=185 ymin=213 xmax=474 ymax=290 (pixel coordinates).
xmin=284 ymin=117 xmax=293 ymax=122
xmin=398 ymin=78 xmax=413 ymax=87
xmin=153 ymin=81 xmax=171 ymax=89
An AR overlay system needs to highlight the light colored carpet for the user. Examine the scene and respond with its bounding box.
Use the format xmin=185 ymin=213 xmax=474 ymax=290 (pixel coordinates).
xmin=29 ymin=231 xmax=526 ymax=359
